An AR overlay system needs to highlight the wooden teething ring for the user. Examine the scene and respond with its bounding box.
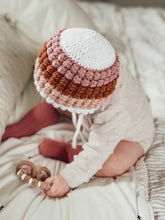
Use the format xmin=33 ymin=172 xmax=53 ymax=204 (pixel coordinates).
xmin=36 ymin=167 xmax=51 ymax=181
xmin=16 ymin=160 xmax=51 ymax=191
xmin=16 ymin=160 xmax=37 ymax=178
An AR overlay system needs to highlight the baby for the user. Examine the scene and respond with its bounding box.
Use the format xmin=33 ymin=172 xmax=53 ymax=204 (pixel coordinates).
xmin=2 ymin=27 xmax=155 ymax=198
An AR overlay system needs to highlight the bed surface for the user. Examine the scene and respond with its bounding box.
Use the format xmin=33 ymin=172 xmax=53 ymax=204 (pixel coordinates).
xmin=0 ymin=118 xmax=153 ymax=220
xmin=0 ymin=1 xmax=165 ymax=219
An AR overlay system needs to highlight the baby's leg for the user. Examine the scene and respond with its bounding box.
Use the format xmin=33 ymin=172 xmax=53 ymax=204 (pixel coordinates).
xmin=95 ymin=141 xmax=144 ymax=177
xmin=1 ymin=101 xmax=60 ymax=141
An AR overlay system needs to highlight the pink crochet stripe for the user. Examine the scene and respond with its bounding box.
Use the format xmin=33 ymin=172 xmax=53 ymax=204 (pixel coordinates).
xmin=34 ymin=60 xmax=42 ymax=81
xmin=46 ymin=29 xmax=120 ymax=88
xmin=34 ymin=64 xmax=56 ymax=97
xmin=35 ymin=75 xmax=107 ymax=109
xmin=38 ymin=75 xmax=48 ymax=88
xmin=34 ymin=58 xmax=39 ymax=70
xmin=48 ymin=89 xmax=106 ymax=109
xmin=42 ymin=82 xmax=54 ymax=96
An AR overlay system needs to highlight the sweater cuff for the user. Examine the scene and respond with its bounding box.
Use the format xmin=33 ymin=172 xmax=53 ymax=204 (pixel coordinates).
xmin=59 ymin=163 xmax=91 ymax=189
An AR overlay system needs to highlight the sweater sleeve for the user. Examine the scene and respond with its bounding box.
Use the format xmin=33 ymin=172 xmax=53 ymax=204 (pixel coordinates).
xmin=59 ymin=102 xmax=129 ymax=189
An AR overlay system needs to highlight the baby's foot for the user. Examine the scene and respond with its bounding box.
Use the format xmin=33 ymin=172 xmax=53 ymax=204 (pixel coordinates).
xmin=39 ymin=138 xmax=83 ymax=163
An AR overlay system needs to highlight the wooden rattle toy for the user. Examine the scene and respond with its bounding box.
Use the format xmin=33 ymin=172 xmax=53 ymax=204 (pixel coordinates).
xmin=16 ymin=160 xmax=51 ymax=191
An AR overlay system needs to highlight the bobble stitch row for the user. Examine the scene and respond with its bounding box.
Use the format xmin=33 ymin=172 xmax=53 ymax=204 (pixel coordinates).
xmin=37 ymin=56 xmax=119 ymax=100
xmin=35 ymin=77 xmax=107 ymax=111
xmin=39 ymin=40 xmax=120 ymax=91
xmin=45 ymin=31 xmax=120 ymax=88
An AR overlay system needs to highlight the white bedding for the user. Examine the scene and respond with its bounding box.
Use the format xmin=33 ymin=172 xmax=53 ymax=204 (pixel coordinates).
xmin=0 ymin=0 xmax=165 ymax=219
xmin=0 ymin=114 xmax=153 ymax=220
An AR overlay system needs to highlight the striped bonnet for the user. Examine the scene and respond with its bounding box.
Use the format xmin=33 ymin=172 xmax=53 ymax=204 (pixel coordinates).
xmin=33 ymin=27 xmax=120 ymax=148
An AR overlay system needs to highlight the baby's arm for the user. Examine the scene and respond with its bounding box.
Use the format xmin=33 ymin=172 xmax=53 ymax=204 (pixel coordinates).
xmin=59 ymin=106 xmax=128 ymax=189
xmin=44 ymin=135 xmax=120 ymax=198
xmin=45 ymin=139 xmax=144 ymax=198
xmin=44 ymin=98 xmax=129 ymax=197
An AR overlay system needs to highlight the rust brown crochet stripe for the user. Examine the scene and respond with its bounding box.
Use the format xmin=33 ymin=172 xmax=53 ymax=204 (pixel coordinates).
xmin=57 ymin=72 xmax=117 ymax=99
xmin=37 ymin=42 xmax=118 ymax=99
xmin=53 ymin=76 xmax=118 ymax=99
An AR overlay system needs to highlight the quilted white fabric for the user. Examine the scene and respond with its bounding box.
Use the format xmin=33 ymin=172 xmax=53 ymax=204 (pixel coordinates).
xmin=145 ymin=119 xmax=165 ymax=220
xmin=0 ymin=15 xmax=37 ymax=140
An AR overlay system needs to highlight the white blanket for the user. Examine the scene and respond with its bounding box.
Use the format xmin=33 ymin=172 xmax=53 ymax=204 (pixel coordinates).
xmin=1 ymin=1 xmax=165 ymax=219
xmin=0 ymin=114 xmax=154 ymax=219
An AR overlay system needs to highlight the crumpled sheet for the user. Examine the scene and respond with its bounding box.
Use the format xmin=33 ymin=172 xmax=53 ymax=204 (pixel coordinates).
xmin=145 ymin=119 xmax=165 ymax=220
xmin=1 ymin=1 xmax=165 ymax=219
xmin=0 ymin=114 xmax=154 ymax=219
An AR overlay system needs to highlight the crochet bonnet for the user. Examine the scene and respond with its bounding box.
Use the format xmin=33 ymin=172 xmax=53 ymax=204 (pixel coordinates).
xmin=33 ymin=27 xmax=120 ymax=148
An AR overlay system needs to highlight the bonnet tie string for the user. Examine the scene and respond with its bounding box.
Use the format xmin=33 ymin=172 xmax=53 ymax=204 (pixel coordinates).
xmin=72 ymin=111 xmax=77 ymax=128
xmin=71 ymin=112 xmax=84 ymax=149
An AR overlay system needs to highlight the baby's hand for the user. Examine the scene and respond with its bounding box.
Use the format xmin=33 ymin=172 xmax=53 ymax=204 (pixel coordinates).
xmin=44 ymin=174 xmax=70 ymax=198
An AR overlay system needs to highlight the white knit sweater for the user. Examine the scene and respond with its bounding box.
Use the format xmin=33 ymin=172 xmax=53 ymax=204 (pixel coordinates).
xmin=59 ymin=63 xmax=155 ymax=188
